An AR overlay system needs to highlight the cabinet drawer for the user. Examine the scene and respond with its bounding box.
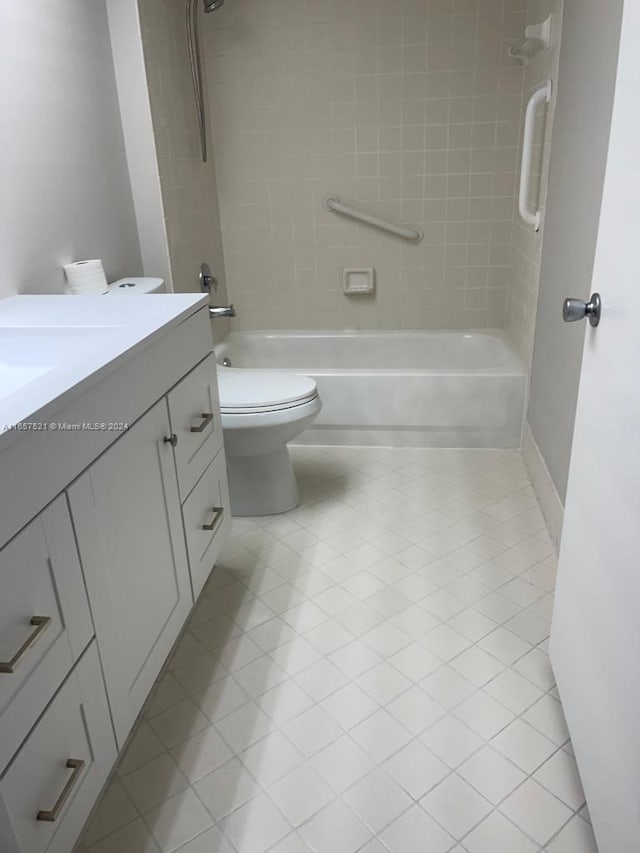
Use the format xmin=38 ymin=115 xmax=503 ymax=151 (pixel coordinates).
xmin=167 ymin=353 xmax=224 ymax=501
xmin=0 ymin=642 xmax=116 ymax=853
xmin=0 ymin=497 xmax=94 ymax=772
xmin=182 ymin=449 xmax=232 ymax=599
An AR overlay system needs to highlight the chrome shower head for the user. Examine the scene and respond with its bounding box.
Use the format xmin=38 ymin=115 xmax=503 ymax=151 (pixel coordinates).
xmin=203 ymin=0 xmax=224 ymax=11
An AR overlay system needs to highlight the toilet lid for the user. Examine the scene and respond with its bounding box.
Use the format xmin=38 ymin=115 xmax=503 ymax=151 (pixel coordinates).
xmin=218 ymin=370 xmax=318 ymax=413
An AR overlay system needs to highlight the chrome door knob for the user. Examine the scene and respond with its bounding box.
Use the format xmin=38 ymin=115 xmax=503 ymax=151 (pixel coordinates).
xmin=563 ymin=293 xmax=601 ymax=327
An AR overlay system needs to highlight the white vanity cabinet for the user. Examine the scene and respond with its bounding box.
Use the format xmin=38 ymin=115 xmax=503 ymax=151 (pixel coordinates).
xmin=0 ymin=297 xmax=231 ymax=853
xmin=68 ymin=398 xmax=193 ymax=749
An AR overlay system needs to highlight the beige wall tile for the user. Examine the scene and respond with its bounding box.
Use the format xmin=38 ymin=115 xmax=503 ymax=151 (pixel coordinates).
xmin=203 ymin=0 xmax=528 ymax=332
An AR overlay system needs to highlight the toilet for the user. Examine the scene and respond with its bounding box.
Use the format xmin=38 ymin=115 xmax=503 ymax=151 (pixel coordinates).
xmin=217 ymin=368 xmax=322 ymax=516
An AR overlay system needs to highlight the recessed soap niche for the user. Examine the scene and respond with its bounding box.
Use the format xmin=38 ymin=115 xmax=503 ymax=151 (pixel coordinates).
xmin=343 ymin=268 xmax=375 ymax=295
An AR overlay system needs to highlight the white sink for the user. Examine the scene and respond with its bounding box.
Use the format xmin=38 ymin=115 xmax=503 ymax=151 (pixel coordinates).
xmin=0 ymin=294 xmax=208 ymax=450
xmin=0 ymin=326 xmax=120 ymax=401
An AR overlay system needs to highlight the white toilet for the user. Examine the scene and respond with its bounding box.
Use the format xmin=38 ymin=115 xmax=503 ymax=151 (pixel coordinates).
xmin=217 ymin=369 xmax=322 ymax=516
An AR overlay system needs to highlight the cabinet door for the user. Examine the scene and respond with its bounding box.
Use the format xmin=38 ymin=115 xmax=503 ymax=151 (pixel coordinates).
xmin=68 ymin=400 xmax=192 ymax=748
xmin=0 ymin=497 xmax=93 ymax=772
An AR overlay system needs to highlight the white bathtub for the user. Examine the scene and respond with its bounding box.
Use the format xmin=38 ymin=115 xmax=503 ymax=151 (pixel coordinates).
xmin=215 ymin=331 xmax=527 ymax=448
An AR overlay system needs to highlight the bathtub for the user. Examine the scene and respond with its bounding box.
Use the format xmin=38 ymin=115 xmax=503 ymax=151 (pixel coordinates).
xmin=214 ymin=331 xmax=527 ymax=448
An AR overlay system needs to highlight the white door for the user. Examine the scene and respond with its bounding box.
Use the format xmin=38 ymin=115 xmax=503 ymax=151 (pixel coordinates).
xmin=68 ymin=399 xmax=193 ymax=748
xmin=550 ymin=4 xmax=640 ymax=852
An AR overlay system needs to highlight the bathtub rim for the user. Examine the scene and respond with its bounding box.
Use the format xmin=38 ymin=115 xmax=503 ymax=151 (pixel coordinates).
xmin=214 ymin=328 xmax=526 ymax=377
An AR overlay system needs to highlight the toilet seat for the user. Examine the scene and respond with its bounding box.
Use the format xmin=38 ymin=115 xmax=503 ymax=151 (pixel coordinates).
xmin=218 ymin=369 xmax=318 ymax=414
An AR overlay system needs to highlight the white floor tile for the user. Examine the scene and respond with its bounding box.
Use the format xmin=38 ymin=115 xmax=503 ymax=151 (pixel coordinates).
xmin=421 ymin=624 xmax=473 ymax=661
xmin=522 ymin=694 xmax=570 ymax=746
xmin=269 ymin=638 xmax=323 ymax=675
xmin=420 ymin=774 xmax=492 ymax=839
xmin=87 ymin=819 xmax=160 ymax=853
xmin=420 ymin=715 xmax=484 ymax=768
xmin=193 ymin=757 xmax=261 ymax=821
xmin=259 ymin=679 xmax=315 ymax=726
xmin=449 ymin=646 xmax=505 ymax=687
xmin=477 ymin=626 xmax=531 ymax=665
xmin=149 ymin=698 xmax=210 ymax=750
xmin=462 ymin=810 xmax=538 ymax=853
xmin=547 ymin=815 xmax=599 ymax=853
xmin=320 ymin=682 xmax=379 ymax=730
xmin=83 ymin=781 xmax=138 ymax=845
xmin=239 ymin=730 xmax=304 ymax=787
xmin=533 ymin=749 xmax=586 ymax=810
xmin=484 ymin=668 xmax=544 ymax=715
xmin=145 ymin=789 xmax=214 ymax=853
xmin=121 ymin=753 xmax=189 ymax=814
xmin=490 ymin=718 xmax=558 ymax=774
xmin=311 ymin=735 xmax=377 ymax=792
xmin=382 ymin=741 xmax=450 ymax=799
xmin=293 ymin=657 xmax=349 ymax=701
xmin=299 ymin=799 xmax=373 ymax=853
xmin=343 ymin=767 xmax=413 ymax=833
xmin=452 ymin=690 xmax=515 ymax=740
xmin=282 ymin=705 xmax=344 ymax=758
xmin=458 ymin=745 xmax=526 ymax=805
xmin=80 ymin=447 xmax=575 ymax=853
xmin=220 ymin=792 xmax=291 ymax=853
xmin=355 ymin=661 xmax=412 ymax=705
xmin=170 ymin=826 xmax=235 ymax=853
xmin=268 ymin=764 xmax=335 ymax=826
xmin=500 ymin=779 xmax=573 ymax=845
xmin=385 ymin=684 xmax=446 ymax=735
xmin=388 ymin=642 xmax=442 ymax=682
xmin=215 ymin=702 xmax=276 ymax=754
xmin=116 ymin=723 xmax=166 ymax=776
xmin=513 ymin=648 xmax=556 ymax=690
xmin=420 ymin=664 xmax=477 ymax=709
xmin=170 ymin=726 xmax=234 ymax=783
xmin=190 ymin=674 xmax=251 ymax=723
xmin=379 ymin=804 xmax=455 ymax=853
xmin=233 ymin=655 xmax=288 ymax=699
xmin=350 ymin=708 xmax=413 ymax=763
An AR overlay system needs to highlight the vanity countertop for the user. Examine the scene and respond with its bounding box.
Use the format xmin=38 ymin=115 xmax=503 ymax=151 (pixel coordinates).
xmin=0 ymin=294 xmax=208 ymax=451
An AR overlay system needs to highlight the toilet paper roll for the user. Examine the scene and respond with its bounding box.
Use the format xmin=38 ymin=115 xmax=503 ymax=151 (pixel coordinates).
xmin=63 ymin=259 xmax=109 ymax=295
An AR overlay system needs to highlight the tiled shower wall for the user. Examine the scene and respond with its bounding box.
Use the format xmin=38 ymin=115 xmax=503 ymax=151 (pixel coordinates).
xmin=506 ymin=0 xmax=562 ymax=364
xmin=204 ymin=0 xmax=528 ymax=331
xmin=137 ymin=0 xmax=230 ymax=326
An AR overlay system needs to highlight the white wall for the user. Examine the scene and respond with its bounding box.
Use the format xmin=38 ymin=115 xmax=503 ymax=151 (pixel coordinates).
xmin=203 ymin=0 xmax=527 ymax=332
xmin=0 ymin=1 xmax=142 ymax=297
xmin=527 ymin=0 xmax=623 ymax=502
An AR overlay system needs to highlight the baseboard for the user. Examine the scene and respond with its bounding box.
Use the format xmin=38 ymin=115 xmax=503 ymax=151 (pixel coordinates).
xmin=522 ymin=422 xmax=564 ymax=549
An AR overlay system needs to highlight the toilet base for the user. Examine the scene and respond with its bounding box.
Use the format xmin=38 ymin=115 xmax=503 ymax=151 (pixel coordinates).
xmin=226 ymin=447 xmax=300 ymax=516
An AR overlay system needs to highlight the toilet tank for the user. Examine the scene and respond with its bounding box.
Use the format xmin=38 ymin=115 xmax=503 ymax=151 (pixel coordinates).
xmin=106 ymin=277 xmax=166 ymax=295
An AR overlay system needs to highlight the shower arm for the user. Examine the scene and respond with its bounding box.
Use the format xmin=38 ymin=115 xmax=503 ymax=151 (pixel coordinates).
xmin=186 ymin=0 xmax=207 ymax=163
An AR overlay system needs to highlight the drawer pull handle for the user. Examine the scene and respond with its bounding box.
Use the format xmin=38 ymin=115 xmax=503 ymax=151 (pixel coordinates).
xmin=0 ymin=616 xmax=52 ymax=674
xmin=202 ymin=506 xmax=224 ymax=531
xmin=37 ymin=758 xmax=85 ymax=822
xmin=164 ymin=434 xmax=178 ymax=447
xmin=190 ymin=412 xmax=214 ymax=433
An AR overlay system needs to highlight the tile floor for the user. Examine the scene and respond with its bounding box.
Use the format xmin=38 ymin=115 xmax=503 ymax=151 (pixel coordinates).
xmin=78 ymin=446 xmax=598 ymax=853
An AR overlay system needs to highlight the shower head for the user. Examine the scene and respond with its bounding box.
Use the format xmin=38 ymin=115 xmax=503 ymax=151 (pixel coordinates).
xmin=203 ymin=0 xmax=224 ymax=11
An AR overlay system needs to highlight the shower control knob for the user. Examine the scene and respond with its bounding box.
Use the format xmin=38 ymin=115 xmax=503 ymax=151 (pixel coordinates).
xmin=562 ymin=293 xmax=601 ymax=327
